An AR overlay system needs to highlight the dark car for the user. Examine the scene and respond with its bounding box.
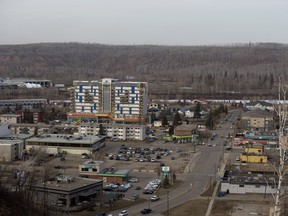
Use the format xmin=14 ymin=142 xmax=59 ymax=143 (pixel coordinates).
xmin=143 ymin=189 xmax=153 ymax=194
xmin=217 ymin=191 xmax=226 ymax=197
xmin=141 ymin=208 xmax=152 ymax=214
xmin=54 ymin=165 xmax=64 ymax=169
xmin=96 ymin=213 xmax=106 ymax=216
xmin=60 ymin=157 xmax=65 ymax=161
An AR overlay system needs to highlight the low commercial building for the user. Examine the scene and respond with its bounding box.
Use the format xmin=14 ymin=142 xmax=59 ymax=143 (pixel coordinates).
xmin=96 ymin=168 xmax=131 ymax=184
xmin=78 ymin=160 xmax=130 ymax=183
xmin=25 ymin=134 xmax=105 ymax=155
xmin=32 ymin=176 xmax=103 ymax=211
xmin=0 ymin=140 xmax=24 ymax=162
xmin=9 ymin=123 xmax=78 ymax=135
xmin=240 ymin=147 xmax=268 ymax=163
xmin=79 ymin=160 xmax=105 ymax=179
xmin=78 ymin=123 xmax=146 ymax=141
xmin=174 ymin=124 xmax=198 ymax=136
xmin=220 ymin=164 xmax=284 ymax=195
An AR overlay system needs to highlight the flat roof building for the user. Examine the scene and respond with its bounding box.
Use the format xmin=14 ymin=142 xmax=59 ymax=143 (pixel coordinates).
xmin=0 ymin=140 xmax=24 ymax=162
xmin=78 ymin=123 xmax=147 ymax=141
xmin=25 ymin=134 xmax=105 ymax=155
xmin=32 ymin=176 xmax=102 ymax=212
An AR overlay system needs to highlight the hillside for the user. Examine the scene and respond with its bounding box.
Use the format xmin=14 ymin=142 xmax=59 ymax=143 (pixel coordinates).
xmin=1 ymin=42 xmax=288 ymax=99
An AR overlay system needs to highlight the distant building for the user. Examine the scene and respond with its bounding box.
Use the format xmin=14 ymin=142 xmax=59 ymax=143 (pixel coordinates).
xmin=0 ymin=114 xmax=22 ymax=124
xmin=16 ymin=109 xmax=44 ymax=123
xmin=245 ymin=100 xmax=274 ymax=111
xmin=241 ymin=109 xmax=274 ymax=132
xmin=70 ymin=78 xmax=148 ymax=123
xmin=0 ymin=99 xmax=47 ymax=111
xmin=25 ymin=134 xmax=105 ymax=155
xmin=78 ymin=123 xmax=146 ymax=141
xmin=153 ymin=121 xmax=162 ymax=127
xmin=0 ymin=140 xmax=24 ymax=162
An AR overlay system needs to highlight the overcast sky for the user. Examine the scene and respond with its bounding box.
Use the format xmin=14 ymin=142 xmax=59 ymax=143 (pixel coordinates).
xmin=0 ymin=0 xmax=287 ymax=46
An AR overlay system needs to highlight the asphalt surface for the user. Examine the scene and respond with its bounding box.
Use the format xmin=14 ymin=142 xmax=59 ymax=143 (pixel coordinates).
xmin=110 ymin=110 xmax=242 ymax=216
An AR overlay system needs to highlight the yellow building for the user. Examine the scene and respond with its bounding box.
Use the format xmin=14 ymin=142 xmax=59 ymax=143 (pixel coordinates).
xmin=244 ymin=146 xmax=264 ymax=154
xmin=240 ymin=147 xmax=267 ymax=163
xmin=240 ymin=153 xmax=267 ymax=163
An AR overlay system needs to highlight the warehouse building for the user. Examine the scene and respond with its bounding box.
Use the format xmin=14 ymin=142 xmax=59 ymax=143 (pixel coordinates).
xmin=25 ymin=134 xmax=105 ymax=155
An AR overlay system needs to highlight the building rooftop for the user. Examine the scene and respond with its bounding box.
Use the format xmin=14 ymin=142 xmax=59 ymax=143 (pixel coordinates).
xmin=174 ymin=124 xmax=198 ymax=131
xmin=26 ymin=134 xmax=104 ymax=144
xmin=98 ymin=168 xmax=131 ymax=177
xmin=222 ymin=164 xmax=288 ymax=186
xmin=0 ymin=114 xmax=21 ymax=117
xmin=241 ymin=109 xmax=274 ymax=118
xmin=33 ymin=176 xmax=102 ymax=192
xmin=0 ymin=139 xmax=22 ymax=145
xmin=81 ymin=160 xmax=104 ymax=166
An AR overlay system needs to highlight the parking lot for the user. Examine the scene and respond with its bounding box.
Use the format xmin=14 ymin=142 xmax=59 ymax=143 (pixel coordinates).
xmin=33 ymin=138 xmax=198 ymax=202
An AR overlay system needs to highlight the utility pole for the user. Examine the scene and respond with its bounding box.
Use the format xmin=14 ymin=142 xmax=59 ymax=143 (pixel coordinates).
xmin=167 ymin=190 xmax=170 ymax=216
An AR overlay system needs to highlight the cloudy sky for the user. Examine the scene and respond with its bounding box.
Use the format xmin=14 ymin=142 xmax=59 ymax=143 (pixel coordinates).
xmin=0 ymin=0 xmax=287 ymax=46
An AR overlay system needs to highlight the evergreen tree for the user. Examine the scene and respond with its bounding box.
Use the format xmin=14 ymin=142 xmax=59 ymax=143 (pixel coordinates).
xmin=173 ymin=111 xmax=181 ymax=126
xmin=99 ymin=124 xmax=104 ymax=135
xmin=205 ymin=110 xmax=214 ymax=130
xmin=168 ymin=125 xmax=174 ymax=136
xmin=161 ymin=114 xmax=168 ymax=126
xmin=194 ymin=102 xmax=201 ymax=119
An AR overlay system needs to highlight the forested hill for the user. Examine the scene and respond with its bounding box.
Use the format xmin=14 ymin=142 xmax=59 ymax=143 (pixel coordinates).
xmin=1 ymin=42 xmax=288 ymax=99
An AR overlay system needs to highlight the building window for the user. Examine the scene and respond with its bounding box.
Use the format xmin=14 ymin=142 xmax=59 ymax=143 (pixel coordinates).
xmin=92 ymin=168 xmax=97 ymax=172
xmin=239 ymin=184 xmax=244 ymax=187
xmin=82 ymin=168 xmax=89 ymax=171
xmin=255 ymin=185 xmax=260 ymax=188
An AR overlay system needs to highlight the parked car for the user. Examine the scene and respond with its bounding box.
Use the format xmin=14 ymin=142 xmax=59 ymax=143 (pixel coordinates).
xmin=60 ymin=157 xmax=65 ymax=161
xmin=129 ymin=178 xmax=138 ymax=183
xmin=135 ymin=186 xmax=141 ymax=190
xmin=143 ymin=189 xmax=153 ymax=194
xmin=150 ymin=195 xmax=160 ymax=202
xmin=141 ymin=208 xmax=152 ymax=214
xmin=96 ymin=213 xmax=106 ymax=216
xmin=119 ymin=210 xmax=128 ymax=216
xmin=217 ymin=191 xmax=226 ymax=197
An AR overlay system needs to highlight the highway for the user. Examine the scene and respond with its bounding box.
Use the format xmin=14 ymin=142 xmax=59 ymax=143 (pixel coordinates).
xmin=111 ymin=109 xmax=241 ymax=216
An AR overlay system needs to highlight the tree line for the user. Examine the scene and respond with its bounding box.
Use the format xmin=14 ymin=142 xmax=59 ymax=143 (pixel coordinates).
xmin=1 ymin=42 xmax=288 ymax=99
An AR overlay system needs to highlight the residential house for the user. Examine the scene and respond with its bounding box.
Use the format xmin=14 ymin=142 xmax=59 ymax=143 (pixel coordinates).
xmin=245 ymin=101 xmax=274 ymax=112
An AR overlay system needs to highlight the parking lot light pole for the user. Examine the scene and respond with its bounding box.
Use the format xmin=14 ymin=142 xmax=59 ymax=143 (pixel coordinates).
xmin=167 ymin=190 xmax=170 ymax=216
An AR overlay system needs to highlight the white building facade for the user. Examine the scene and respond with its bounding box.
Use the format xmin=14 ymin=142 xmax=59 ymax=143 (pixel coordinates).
xmin=78 ymin=123 xmax=146 ymax=141
xmin=70 ymin=78 xmax=148 ymax=122
xmin=0 ymin=140 xmax=24 ymax=162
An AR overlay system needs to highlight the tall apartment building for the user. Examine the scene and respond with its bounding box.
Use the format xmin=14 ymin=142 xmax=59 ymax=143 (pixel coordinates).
xmin=70 ymin=78 xmax=148 ymax=123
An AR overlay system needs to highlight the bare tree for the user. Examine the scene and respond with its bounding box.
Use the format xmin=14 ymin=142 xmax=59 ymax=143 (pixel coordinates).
xmin=273 ymin=76 xmax=288 ymax=216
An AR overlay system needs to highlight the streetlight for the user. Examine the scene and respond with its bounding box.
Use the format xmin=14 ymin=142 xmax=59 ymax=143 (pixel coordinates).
xmin=166 ymin=190 xmax=170 ymax=216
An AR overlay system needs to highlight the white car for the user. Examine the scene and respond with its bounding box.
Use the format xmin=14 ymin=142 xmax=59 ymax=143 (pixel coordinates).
xmin=150 ymin=195 xmax=160 ymax=202
xmin=119 ymin=210 xmax=128 ymax=216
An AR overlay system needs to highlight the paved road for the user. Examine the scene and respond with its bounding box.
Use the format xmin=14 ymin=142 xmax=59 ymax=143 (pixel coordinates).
xmin=111 ymin=110 xmax=241 ymax=216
